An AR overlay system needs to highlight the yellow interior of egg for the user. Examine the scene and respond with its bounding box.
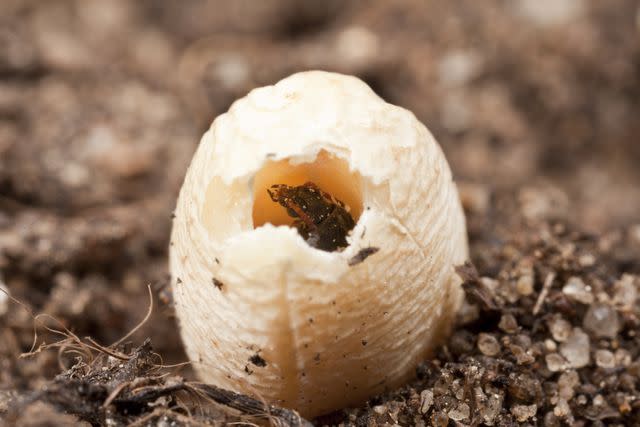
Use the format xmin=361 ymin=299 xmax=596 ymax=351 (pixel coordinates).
xmin=252 ymin=150 xmax=363 ymax=228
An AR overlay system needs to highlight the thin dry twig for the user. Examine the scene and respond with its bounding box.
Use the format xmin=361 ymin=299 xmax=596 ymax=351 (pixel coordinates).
xmin=533 ymin=272 xmax=556 ymax=315
xmin=101 ymin=381 xmax=131 ymax=409
xmin=456 ymin=262 xmax=499 ymax=311
xmin=112 ymin=284 xmax=154 ymax=347
xmin=185 ymin=382 xmax=313 ymax=427
xmin=84 ymin=337 xmax=131 ymax=360
xmin=0 ymin=286 xmax=41 ymax=354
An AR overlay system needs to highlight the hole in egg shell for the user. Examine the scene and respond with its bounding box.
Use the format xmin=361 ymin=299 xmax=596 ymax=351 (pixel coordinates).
xmin=252 ymin=150 xmax=363 ymax=252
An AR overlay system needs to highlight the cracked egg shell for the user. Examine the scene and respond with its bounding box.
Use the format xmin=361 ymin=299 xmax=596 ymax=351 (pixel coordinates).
xmin=170 ymin=70 xmax=468 ymax=417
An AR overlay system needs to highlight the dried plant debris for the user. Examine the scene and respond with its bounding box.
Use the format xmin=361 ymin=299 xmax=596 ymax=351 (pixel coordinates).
xmin=5 ymin=340 xmax=311 ymax=427
xmin=267 ymin=182 xmax=356 ymax=251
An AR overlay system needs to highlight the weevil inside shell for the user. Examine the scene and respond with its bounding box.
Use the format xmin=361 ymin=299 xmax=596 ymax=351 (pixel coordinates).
xmin=267 ymin=182 xmax=356 ymax=252
xmin=170 ymin=71 xmax=469 ymax=417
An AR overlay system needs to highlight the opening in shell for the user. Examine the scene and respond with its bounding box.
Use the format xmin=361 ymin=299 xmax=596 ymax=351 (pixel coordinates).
xmin=252 ymin=150 xmax=363 ymax=247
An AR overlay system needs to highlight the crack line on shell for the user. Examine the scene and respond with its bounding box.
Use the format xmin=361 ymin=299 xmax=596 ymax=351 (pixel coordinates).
xmin=387 ymin=211 xmax=428 ymax=261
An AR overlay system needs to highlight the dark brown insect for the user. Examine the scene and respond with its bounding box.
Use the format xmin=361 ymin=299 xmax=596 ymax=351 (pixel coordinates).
xmin=267 ymin=182 xmax=355 ymax=252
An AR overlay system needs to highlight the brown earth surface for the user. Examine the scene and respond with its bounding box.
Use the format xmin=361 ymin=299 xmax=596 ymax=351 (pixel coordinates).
xmin=1 ymin=1 xmax=639 ymax=426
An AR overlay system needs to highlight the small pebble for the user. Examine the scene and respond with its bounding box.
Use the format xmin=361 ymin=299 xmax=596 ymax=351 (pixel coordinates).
xmin=511 ymin=404 xmax=537 ymax=422
xmin=433 ymin=373 xmax=453 ymax=395
xmin=560 ymin=328 xmax=591 ymax=368
xmin=483 ymin=393 xmax=503 ymax=424
xmin=583 ymin=303 xmax=620 ymax=338
xmin=498 ymin=313 xmax=519 ymax=333
xmin=510 ymin=344 xmax=535 ymax=365
xmin=578 ymin=253 xmax=595 ymax=267
xmin=545 ymin=353 xmax=566 ymax=372
xmin=614 ymin=348 xmax=632 ymax=367
xmin=545 ymin=339 xmax=557 ymax=351
xmin=448 ymin=403 xmax=470 ymax=421
xmin=548 ymin=316 xmax=572 ymax=342
xmin=373 ymin=404 xmax=387 ymax=415
xmin=595 ymin=349 xmax=615 ymax=368
xmin=553 ymin=399 xmax=571 ymax=418
xmin=419 ymin=390 xmax=434 ymax=414
xmin=613 ymin=274 xmax=637 ymax=310
xmin=562 ymin=277 xmax=594 ymax=304
xmin=619 ymin=397 xmax=632 ymax=414
xmin=478 ymin=333 xmax=501 ymax=356
xmin=513 ymin=333 xmax=532 ymax=348
xmin=516 ymin=274 xmax=534 ymax=296
xmin=558 ymin=370 xmax=579 ymax=400
xmin=593 ymin=395 xmax=605 ymax=406
xmin=508 ymin=374 xmax=541 ymax=402
xmin=544 ymin=411 xmax=561 ymax=427
xmin=431 ymin=412 xmax=449 ymax=427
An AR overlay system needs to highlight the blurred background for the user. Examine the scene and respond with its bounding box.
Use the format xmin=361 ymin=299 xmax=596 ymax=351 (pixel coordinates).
xmin=1 ymin=0 xmax=639 ymax=402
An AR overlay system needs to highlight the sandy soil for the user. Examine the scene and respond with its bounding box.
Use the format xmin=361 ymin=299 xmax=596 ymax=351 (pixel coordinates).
xmin=1 ymin=1 xmax=639 ymax=425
